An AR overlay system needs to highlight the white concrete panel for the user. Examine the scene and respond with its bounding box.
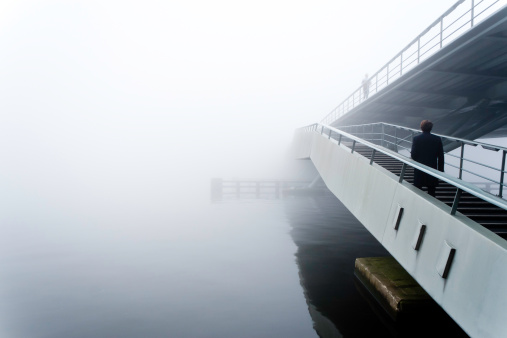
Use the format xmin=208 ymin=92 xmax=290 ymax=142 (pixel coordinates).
xmin=309 ymin=134 xmax=397 ymax=242
xmin=291 ymin=130 xmax=313 ymax=159
xmin=381 ymin=179 xmax=507 ymax=337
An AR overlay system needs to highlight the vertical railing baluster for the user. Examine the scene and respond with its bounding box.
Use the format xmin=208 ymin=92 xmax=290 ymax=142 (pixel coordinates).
xmin=351 ymin=140 xmax=356 ymax=153
xmin=387 ymin=64 xmax=390 ymax=85
xmin=400 ymin=53 xmax=403 ymax=76
xmin=395 ymin=127 xmax=398 ymax=151
xmin=382 ymin=124 xmax=385 ymax=147
xmin=471 ymin=0 xmax=475 ymax=27
xmin=399 ymin=163 xmax=407 ymax=183
xmin=338 ymin=134 xmax=342 ymax=145
xmin=417 ymin=38 xmax=420 ymax=63
xmin=440 ymin=18 xmax=443 ymax=48
xmin=451 ymin=189 xmax=462 ymax=215
xmin=500 ymin=150 xmax=506 ymax=198
xmin=459 ymin=142 xmax=465 ymax=179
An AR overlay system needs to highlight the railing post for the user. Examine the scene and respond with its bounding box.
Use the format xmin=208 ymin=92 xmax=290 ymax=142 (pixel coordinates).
xmin=395 ymin=127 xmax=398 ymax=151
xmin=399 ymin=163 xmax=407 ymax=183
xmin=451 ymin=188 xmax=462 ymax=215
xmin=351 ymin=140 xmax=356 ymax=153
xmin=417 ymin=38 xmax=420 ymax=63
xmin=400 ymin=53 xmax=403 ymax=76
xmin=459 ymin=142 xmax=465 ymax=179
xmin=471 ymin=0 xmax=475 ymax=27
xmin=500 ymin=150 xmax=506 ymax=198
xmin=382 ymin=124 xmax=385 ymax=147
xmin=328 ymin=129 xmax=332 ymax=139
xmin=440 ymin=18 xmax=443 ymax=48
xmin=338 ymin=134 xmax=342 ymax=145
xmin=370 ymin=149 xmax=376 ymax=165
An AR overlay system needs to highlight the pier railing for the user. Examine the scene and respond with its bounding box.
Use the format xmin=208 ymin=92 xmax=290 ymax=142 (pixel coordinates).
xmin=210 ymin=178 xmax=312 ymax=201
xmin=321 ymin=0 xmax=506 ymax=126
xmin=302 ymin=123 xmax=507 ymax=214
xmin=337 ymin=122 xmax=507 ymax=198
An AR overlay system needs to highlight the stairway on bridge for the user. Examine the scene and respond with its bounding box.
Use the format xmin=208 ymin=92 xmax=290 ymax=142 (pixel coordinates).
xmin=350 ymin=144 xmax=507 ymax=240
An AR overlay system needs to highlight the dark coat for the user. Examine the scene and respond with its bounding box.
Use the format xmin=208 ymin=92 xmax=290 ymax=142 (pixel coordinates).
xmin=411 ymin=132 xmax=444 ymax=187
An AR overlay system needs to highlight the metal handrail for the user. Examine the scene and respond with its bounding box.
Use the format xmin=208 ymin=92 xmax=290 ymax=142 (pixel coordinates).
xmin=344 ymin=122 xmax=507 ymax=152
xmin=306 ymin=123 xmax=507 ymax=213
xmin=321 ymin=0 xmax=505 ymax=125
xmin=337 ymin=122 xmax=507 ymax=197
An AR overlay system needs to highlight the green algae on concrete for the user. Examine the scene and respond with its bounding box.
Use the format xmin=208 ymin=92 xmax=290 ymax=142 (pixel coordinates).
xmin=355 ymin=257 xmax=436 ymax=321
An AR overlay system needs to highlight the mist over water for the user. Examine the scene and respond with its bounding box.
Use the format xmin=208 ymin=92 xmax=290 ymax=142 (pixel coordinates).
xmin=0 ymin=187 xmax=321 ymax=337
xmin=0 ymin=1 xmax=468 ymax=336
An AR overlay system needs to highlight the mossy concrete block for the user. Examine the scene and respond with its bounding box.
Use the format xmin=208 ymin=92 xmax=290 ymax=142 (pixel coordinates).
xmin=355 ymin=257 xmax=436 ymax=320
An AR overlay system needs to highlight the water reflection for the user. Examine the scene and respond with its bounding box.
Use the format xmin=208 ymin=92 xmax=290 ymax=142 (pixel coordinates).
xmin=284 ymin=190 xmax=469 ymax=337
xmin=0 ymin=195 xmax=318 ymax=338
xmin=285 ymin=190 xmax=392 ymax=337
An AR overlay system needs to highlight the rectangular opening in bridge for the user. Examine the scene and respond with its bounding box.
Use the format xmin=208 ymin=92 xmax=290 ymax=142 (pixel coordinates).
xmin=393 ymin=205 xmax=404 ymax=230
xmin=436 ymin=241 xmax=456 ymax=279
xmin=412 ymin=222 xmax=426 ymax=251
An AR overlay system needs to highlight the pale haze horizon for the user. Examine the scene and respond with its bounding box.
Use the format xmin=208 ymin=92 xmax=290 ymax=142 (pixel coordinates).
xmin=1 ymin=0 xmax=458 ymax=187
xmin=0 ymin=1 xmax=468 ymax=337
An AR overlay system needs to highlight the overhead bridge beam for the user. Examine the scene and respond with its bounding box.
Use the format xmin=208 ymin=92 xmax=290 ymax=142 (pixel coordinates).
xmin=426 ymin=69 xmax=507 ymax=81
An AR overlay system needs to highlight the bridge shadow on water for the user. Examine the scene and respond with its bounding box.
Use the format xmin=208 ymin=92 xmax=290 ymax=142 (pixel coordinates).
xmin=283 ymin=188 xmax=469 ymax=338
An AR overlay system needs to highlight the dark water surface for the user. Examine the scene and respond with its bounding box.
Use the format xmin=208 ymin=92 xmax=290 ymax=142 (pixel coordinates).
xmin=0 ymin=188 xmax=467 ymax=337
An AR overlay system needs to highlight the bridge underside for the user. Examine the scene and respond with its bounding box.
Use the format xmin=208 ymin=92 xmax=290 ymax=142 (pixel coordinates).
xmin=333 ymin=6 xmax=507 ymax=140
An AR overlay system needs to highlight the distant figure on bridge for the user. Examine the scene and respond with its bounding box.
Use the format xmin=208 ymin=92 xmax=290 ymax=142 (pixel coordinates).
xmin=411 ymin=120 xmax=445 ymax=197
xmin=362 ymin=74 xmax=371 ymax=99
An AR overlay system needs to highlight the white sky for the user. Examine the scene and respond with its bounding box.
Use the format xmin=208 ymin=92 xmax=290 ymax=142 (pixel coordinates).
xmin=0 ymin=0 xmax=458 ymax=205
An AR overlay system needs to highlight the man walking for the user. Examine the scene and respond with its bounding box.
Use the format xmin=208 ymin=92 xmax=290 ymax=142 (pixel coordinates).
xmin=411 ymin=120 xmax=444 ymax=197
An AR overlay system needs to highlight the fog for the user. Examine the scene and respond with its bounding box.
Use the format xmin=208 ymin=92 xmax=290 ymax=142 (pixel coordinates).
xmin=0 ymin=0 xmax=460 ymax=260
xmin=0 ymin=1 xmax=471 ymax=336
xmin=0 ymin=0 xmax=461 ymax=265
xmin=1 ymin=0 xmax=457 ymax=195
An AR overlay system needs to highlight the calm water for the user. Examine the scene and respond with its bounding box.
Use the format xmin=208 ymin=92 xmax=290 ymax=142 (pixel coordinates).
xmin=0 ymin=186 xmax=467 ymax=337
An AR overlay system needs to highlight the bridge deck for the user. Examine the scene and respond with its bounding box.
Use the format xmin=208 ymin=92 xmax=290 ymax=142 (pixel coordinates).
xmin=330 ymin=4 xmax=507 ymax=141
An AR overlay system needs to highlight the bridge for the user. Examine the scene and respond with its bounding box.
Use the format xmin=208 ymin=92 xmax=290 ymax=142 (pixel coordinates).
xmin=292 ymin=1 xmax=507 ymax=337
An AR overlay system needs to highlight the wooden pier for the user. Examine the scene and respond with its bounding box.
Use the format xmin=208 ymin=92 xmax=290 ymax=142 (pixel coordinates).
xmin=354 ymin=257 xmax=436 ymax=321
xmin=210 ymin=178 xmax=313 ymax=200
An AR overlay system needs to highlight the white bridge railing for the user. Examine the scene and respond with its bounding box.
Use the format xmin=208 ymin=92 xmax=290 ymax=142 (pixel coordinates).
xmin=321 ymin=0 xmax=507 ymax=125
xmin=304 ymin=122 xmax=507 ymax=215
